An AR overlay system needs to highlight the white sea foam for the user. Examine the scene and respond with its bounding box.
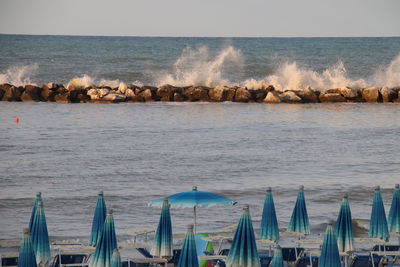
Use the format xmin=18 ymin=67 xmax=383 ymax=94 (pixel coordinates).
xmin=66 ymin=74 xmax=95 ymax=89
xmin=0 ymin=64 xmax=39 ymax=86
xmin=371 ymin=53 xmax=400 ymax=88
xmin=157 ymin=46 xmax=244 ymax=87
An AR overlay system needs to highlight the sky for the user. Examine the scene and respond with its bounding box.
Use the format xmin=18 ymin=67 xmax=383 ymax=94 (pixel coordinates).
xmin=0 ymin=0 xmax=399 ymax=37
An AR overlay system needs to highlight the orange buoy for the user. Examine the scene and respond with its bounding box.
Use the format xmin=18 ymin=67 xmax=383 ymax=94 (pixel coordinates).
xmin=14 ymin=117 xmax=20 ymax=124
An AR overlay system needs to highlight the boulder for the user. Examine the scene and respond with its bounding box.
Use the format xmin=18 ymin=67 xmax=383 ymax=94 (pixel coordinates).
xmin=296 ymin=87 xmax=319 ymax=103
xmin=117 ymin=82 xmax=128 ymax=94
xmin=101 ymin=93 xmax=126 ymax=102
xmin=319 ymin=92 xmax=346 ymax=102
xmin=226 ymin=88 xmax=236 ymax=102
xmin=41 ymin=84 xmax=58 ymax=101
xmin=280 ymin=91 xmax=302 ymax=103
xmin=362 ymin=87 xmax=381 ymax=102
xmin=380 ymin=87 xmax=398 ymax=102
xmin=249 ymin=88 xmax=268 ymax=102
xmin=127 ymin=95 xmax=145 ymax=102
xmin=0 ymin=87 xmax=4 ymax=100
xmin=173 ymin=92 xmax=185 ymax=102
xmin=98 ymin=88 xmax=110 ymax=97
xmin=2 ymin=85 xmax=24 ymax=101
xmin=54 ymin=88 xmax=71 ymax=103
xmin=125 ymin=88 xmax=136 ymax=99
xmin=209 ymin=86 xmax=228 ymax=102
xmin=263 ymin=91 xmax=281 ymax=103
xmin=21 ymin=85 xmax=42 ymax=102
xmin=139 ymin=88 xmax=155 ymax=102
xmin=234 ymin=87 xmax=252 ymax=102
xmin=338 ymin=87 xmax=359 ymax=100
xmin=76 ymin=92 xmax=90 ymax=103
xmin=183 ymin=86 xmax=210 ymax=101
xmin=157 ymin=84 xmax=180 ymax=101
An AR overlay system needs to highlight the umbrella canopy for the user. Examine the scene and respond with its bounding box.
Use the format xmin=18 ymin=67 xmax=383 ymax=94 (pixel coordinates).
xmin=226 ymin=205 xmax=260 ymax=267
xmin=110 ymin=249 xmax=122 ymax=267
xmin=270 ymin=245 xmax=284 ymax=267
xmin=90 ymin=209 xmax=118 ymax=267
xmin=30 ymin=201 xmax=51 ymax=267
xmin=149 ymin=186 xmax=236 ymax=233
xmin=369 ymin=186 xmax=389 ymax=241
xmin=388 ymin=184 xmax=400 ymax=234
xmin=259 ymin=187 xmax=279 ymax=242
xmin=89 ymin=191 xmax=107 ymax=246
xmin=18 ymin=228 xmax=38 ymax=267
xmin=151 ymin=198 xmax=173 ymax=258
xmin=319 ymin=224 xmax=341 ymax=267
xmin=29 ymin=192 xmax=42 ymax=231
xmin=335 ymin=194 xmax=354 ymax=253
xmin=177 ymin=224 xmax=199 ymax=267
xmin=288 ymin=186 xmax=310 ymax=235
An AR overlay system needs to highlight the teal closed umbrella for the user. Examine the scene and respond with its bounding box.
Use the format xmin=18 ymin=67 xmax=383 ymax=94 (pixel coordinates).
xmin=29 ymin=192 xmax=42 ymax=231
xmin=18 ymin=228 xmax=37 ymax=267
xmin=90 ymin=209 xmax=118 ymax=267
xmin=110 ymin=249 xmax=122 ymax=267
xmin=226 ymin=205 xmax=260 ymax=267
xmin=151 ymin=198 xmax=173 ymax=258
xmin=319 ymin=224 xmax=341 ymax=267
xmin=288 ymin=186 xmax=310 ymax=235
xmin=270 ymin=245 xmax=284 ymax=267
xmin=30 ymin=201 xmax=51 ymax=267
xmin=335 ymin=194 xmax=354 ymax=253
xmin=369 ymin=186 xmax=389 ymax=241
xmin=89 ymin=191 xmax=107 ymax=246
xmin=388 ymin=184 xmax=400 ymax=234
xmin=260 ymin=187 xmax=279 ymax=242
xmin=177 ymin=224 xmax=199 ymax=267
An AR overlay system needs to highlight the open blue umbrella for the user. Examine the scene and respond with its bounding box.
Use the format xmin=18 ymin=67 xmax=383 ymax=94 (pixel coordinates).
xmin=335 ymin=194 xmax=354 ymax=253
xmin=288 ymin=186 xmax=310 ymax=235
xmin=110 ymin=249 xmax=122 ymax=267
xmin=90 ymin=209 xmax=118 ymax=267
xmin=149 ymin=186 xmax=236 ymax=233
xmin=226 ymin=205 xmax=260 ymax=267
xmin=369 ymin=186 xmax=389 ymax=241
xmin=18 ymin=228 xmax=37 ymax=267
xmin=270 ymin=245 xmax=284 ymax=267
xmin=388 ymin=184 xmax=400 ymax=234
xmin=30 ymin=201 xmax=51 ymax=267
xmin=260 ymin=187 xmax=279 ymax=242
xmin=89 ymin=191 xmax=107 ymax=246
xmin=319 ymin=224 xmax=341 ymax=267
xmin=177 ymin=224 xmax=199 ymax=267
xmin=151 ymin=198 xmax=173 ymax=258
xmin=29 ymin=192 xmax=42 ymax=231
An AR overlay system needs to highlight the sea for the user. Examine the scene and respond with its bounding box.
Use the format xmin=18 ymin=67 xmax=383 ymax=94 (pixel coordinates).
xmin=0 ymin=35 xmax=400 ymax=242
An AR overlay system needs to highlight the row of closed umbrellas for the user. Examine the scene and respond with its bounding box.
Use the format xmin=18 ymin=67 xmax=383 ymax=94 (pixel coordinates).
xmin=16 ymin=184 xmax=400 ymax=267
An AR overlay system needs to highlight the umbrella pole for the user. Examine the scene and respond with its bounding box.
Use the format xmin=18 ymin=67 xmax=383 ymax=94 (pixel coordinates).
xmin=194 ymin=206 xmax=197 ymax=234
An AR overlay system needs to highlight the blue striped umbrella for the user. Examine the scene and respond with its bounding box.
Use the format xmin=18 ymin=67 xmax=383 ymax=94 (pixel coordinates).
xmin=29 ymin=192 xmax=42 ymax=231
xmin=30 ymin=201 xmax=51 ymax=267
xmin=90 ymin=209 xmax=118 ymax=267
xmin=319 ymin=224 xmax=341 ymax=267
xmin=388 ymin=184 xmax=400 ymax=234
xmin=260 ymin=187 xmax=279 ymax=242
xmin=89 ymin=191 xmax=107 ymax=246
xmin=369 ymin=186 xmax=389 ymax=241
xmin=270 ymin=245 xmax=284 ymax=267
xmin=110 ymin=249 xmax=122 ymax=267
xmin=335 ymin=194 xmax=354 ymax=253
xmin=151 ymin=198 xmax=173 ymax=258
xmin=177 ymin=224 xmax=199 ymax=267
xmin=288 ymin=186 xmax=310 ymax=235
xmin=149 ymin=186 xmax=236 ymax=233
xmin=226 ymin=205 xmax=260 ymax=267
xmin=18 ymin=228 xmax=38 ymax=267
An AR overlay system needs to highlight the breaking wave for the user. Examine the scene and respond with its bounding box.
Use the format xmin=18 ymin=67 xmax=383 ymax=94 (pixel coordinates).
xmin=0 ymin=64 xmax=39 ymax=86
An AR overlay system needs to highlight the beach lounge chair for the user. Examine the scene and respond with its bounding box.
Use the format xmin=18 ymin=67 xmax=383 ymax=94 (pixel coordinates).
xmin=135 ymin=247 xmax=180 ymax=265
xmin=259 ymin=255 xmax=272 ymax=267
xmin=122 ymin=260 xmax=150 ymax=267
xmin=282 ymin=247 xmax=304 ymax=262
xmin=1 ymin=256 xmax=18 ymax=267
xmin=135 ymin=248 xmax=153 ymax=259
xmin=50 ymin=253 xmax=89 ymax=267
xmin=350 ymin=254 xmax=382 ymax=267
xmin=373 ymin=245 xmax=400 ymax=252
xmin=294 ymin=256 xmax=319 ymax=267
xmin=218 ymin=249 xmax=230 ymax=256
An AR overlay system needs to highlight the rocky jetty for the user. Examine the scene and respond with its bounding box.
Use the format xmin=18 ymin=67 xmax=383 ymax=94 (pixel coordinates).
xmin=1 ymin=83 xmax=400 ymax=104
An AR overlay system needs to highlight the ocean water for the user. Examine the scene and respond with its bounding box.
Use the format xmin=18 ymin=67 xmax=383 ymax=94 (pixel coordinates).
xmin=0 ymin=36 xmax=400 ymax=241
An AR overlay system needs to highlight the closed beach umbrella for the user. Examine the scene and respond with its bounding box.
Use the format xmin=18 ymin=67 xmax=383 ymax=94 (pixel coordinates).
xmin=226 ymin=205 xmax=260 ymax=267
xmin=388 ymin=184 xmax=400 ymax=234
xmin=30 ymin=201 xmax=51 ymax=267
xmin=177 ymin=224 xmax=198 ymax=267
xmin=335 ymin=194 xmax=354 ymax=253
xmin=260 ymin=187 xmax=279 ymax=242
xmin=270 ymin=245 xmax=284 ymax=267
xmin=29 ymin=192 xmax=42 ymax=231
xmin=149 ymin=186 xmax=236 ymax=233
xmin=368 ymin=186 xmax=389 ymax=241
xmin=110 ymin=249 xmax=122 ymax=267
xmin=288 ymin=186 xmax=310 ymax=235
xmin=90 ymin=209 xmax=118 ymax=267
xmin=18 ymin=228 xmax=37 ymax=267
xmin=151 ymin=198 xmax=173 ymax=258
xmin=319 ymin=224 xmax=341 ymax=267
xmin=89 ymin=191 xmax=107 ymax=246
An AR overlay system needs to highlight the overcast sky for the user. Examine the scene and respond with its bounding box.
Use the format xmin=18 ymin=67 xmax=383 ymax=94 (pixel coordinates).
xmin=0 ymin=0 xmax=399 ymax=37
